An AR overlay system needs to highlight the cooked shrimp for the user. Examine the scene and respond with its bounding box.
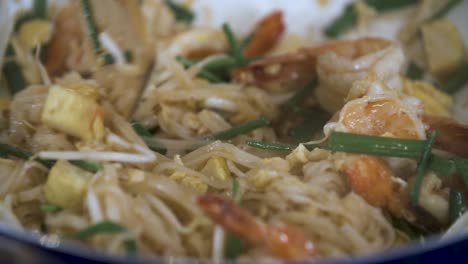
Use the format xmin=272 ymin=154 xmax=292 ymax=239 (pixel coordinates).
xmin=422 ymin=115 xmax=468 ymax=157
xmin=197 ymin=193 xmax=319 ymax=260
xmin=320 ymin=74 xmax=426 ymax=140
xmin=44 ymin=2 xmax=93 ymax=77
xmin=243 ymin=10 xmax=285 ymax=58
xmin=234 ymin=38 xmax=401 ymax=94
xmin=341 ymin=155 xmax=410 ymax=219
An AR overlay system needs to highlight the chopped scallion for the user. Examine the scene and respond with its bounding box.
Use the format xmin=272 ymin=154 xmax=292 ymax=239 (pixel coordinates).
xmin=80 ymin=0 xmax=102 ymax=55
xmin=72 ymin=221 xmax=127 ymax=240
xmin=449 ymin=189 xmax=466 ymax=224
xmin=0 ymin=142 xmax=101 ymax=172
xmin=176 ymin=56 xmax=225 ymax=83
xmin=131 ymin=121 xmax=167 ymax=154
xmin=225 ymin=177 xmax=243 ymax=259
xmin=123 ymin=239 xmax=138 ymax=256
xmin=325 ymin=0 xmax=418 ymax=38
xmin=33 ymin=0 xmax=48 ymax=19
xmin=164 ymin=0 xmax=195 ymax=23
xmin=222 ymin=23 xmax=252 ymax=66
xmin=246 ymin=140 xmax=297 ymax=152
xmin=40 ymin=203 xmax=62 ymax=213
xmin=410 ymin=132 xmax=437 ymax=206
xmin=327 ymin=132 xmax=426 ymax=158
xmin=209 ymin=116 xmax=270 ymax=141
xmin=3 ymin=44 xmax=27 ymax=94
xmin=391 ymin=217 xmax=427 ymax=240
xmin=69 ymin=160 xmax=102 ymax=173
xmin=430 ymin=0 xmax=463 ymax=21
xmin=141 ymin=136 xmax=167 ymax=155
xmin=131 ymin=121 xmax=152 ymax=137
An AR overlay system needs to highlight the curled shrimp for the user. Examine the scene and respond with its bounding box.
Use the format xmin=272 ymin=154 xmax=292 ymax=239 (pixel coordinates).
xmin=341 ymin=155 xmax=410 ymax=219
xmin=44 ymin=2 xmax=91 ymax=77
xmin=234 ymin=37 xmax=399 ymax=86
xmin=243 ymin=10 xmax=285 ymax=58
xmin=197 ymin=193 xmax=319 ymax=260
xmin=322 ymin=75 xmax=427 ymax=140
xmin=422 ymin=115 xmax=468 ymax=157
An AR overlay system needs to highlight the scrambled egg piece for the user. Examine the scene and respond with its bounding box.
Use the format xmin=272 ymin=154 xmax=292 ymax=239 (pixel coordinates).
xmin=403 ymin=78 xmax=453 ymax=116
xmin=200 ymin=156 xmax=231 ymax=182
xmin=247 ymin=157 xmax=290 ymax=190
xmin=18 ymin=19 xmax=52 ymax=50
xmin=169 ymin=171 xmax=208 ymax=193
xmin=422 ymin=19 xmax=465 ymax=78
xmin=41 ymin=85 xmax=105 ymax=142
xmin=44 ymin=160 xmax=92 ymax=209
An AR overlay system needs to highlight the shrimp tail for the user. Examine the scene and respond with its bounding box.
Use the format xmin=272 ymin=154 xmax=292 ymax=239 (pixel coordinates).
xmin=423 ymin=114 xmax=468 ymax=157
xmin=197 ymin=193 xmax=264 ymax=243
xmin=197 ymin=193 xmax=320 ymax=260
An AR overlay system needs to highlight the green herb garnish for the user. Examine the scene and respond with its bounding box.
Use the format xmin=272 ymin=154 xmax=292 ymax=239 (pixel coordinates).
xmin=409 ymin=132 xmax=437 ymax=206
xmin=165 ymin=0 xmax=195 ymax=23
xmin=210 ymin=116 xmax=271 ymax=141
xmin=72 ymin=221 xmax=127 ymax=240
xmin=0 ymin=142 xmax=101 ymax=172
xmin=40 ymin=203 xmax=62 ymax=213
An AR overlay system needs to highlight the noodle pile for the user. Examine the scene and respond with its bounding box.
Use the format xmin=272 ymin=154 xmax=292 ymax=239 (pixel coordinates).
xmin=0 ymin=0 xmax=467 ymax=261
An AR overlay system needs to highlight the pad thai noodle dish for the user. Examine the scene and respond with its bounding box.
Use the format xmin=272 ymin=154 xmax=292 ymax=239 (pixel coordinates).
xmin=2 ymin=0 xmax=468 ymax=261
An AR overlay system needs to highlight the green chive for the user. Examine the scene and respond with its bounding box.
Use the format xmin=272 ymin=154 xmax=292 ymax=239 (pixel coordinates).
xmin=141 ymin=136 xmax=167 ymax=155
xmin=324 ymin=4 xmax=357 ymax=38
xmin=0 ymin=142 xmax=101 ymax=172
xmin=325 ymin=0 xmax=418 ymax=38
xmin=225 ymin=177 xmax=243 ymax=259
xmin=123 ymin=239 xmax=138 ymax=256
xmin=429 ymin=155 xmax=456 ymax=177
xmin=40 ymin=203 xmax=62 ymax=213
xmin=33 ymin=0 xmax=48 ymax=19
xmin=365 ymin=0 xmax=419 ymax=11
xmin=102 ymin=53 xmax=115 ymax=65
xmin=164 ymin=0 xmax=194 ymax=23
xmin=131 ymin=121 xmax=167 ymax=154
xmin=327 ymin=132 xmax=426 ymax=158
xmin=209 ymin=116 xmax=270 ymax=141
xmin=231 ymin=177 xmax=241 ymax=203
xmin=391 ymin=217 xmax=427 ymax=240
xmin=72 ymin=221 xmax=127 ymax=240
xmin=69 ymin=160 xmax=102 ymax=173
xmin=441 ymin=63 xmax=468 ymax=94
xmin=80 ymin=0 xmax=102 ymax=55
xmin=430 ymin=0 xmax=463 ymax=20
xmin=454 ymin=158 xmax=468 ymax=188
xmin=123 ymin=50 xmax=133 ymax=63
xmin=203 ymin=56 xmax=238 ymax=72
xmin=176 ymin=56 xmax=225 ymax=83
xmin=449 ymin=189 xmax=466 ymax=224
xmin=406 ymin=62 xmax=424 ymax=80
xmin=246 ymin=140 xmax=297 ymax=151
xmin=410 ymin=132 xmax=437 ymax=206
xmin=131 ymin=121 xmax=152 ymax=137
xmin=239 ymin=33 xmax=255 ymax=50
xmin=3 ymin=44 xmax=27 ymax=94
xmin=222 ymin=23 xmax=246 ymax=65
